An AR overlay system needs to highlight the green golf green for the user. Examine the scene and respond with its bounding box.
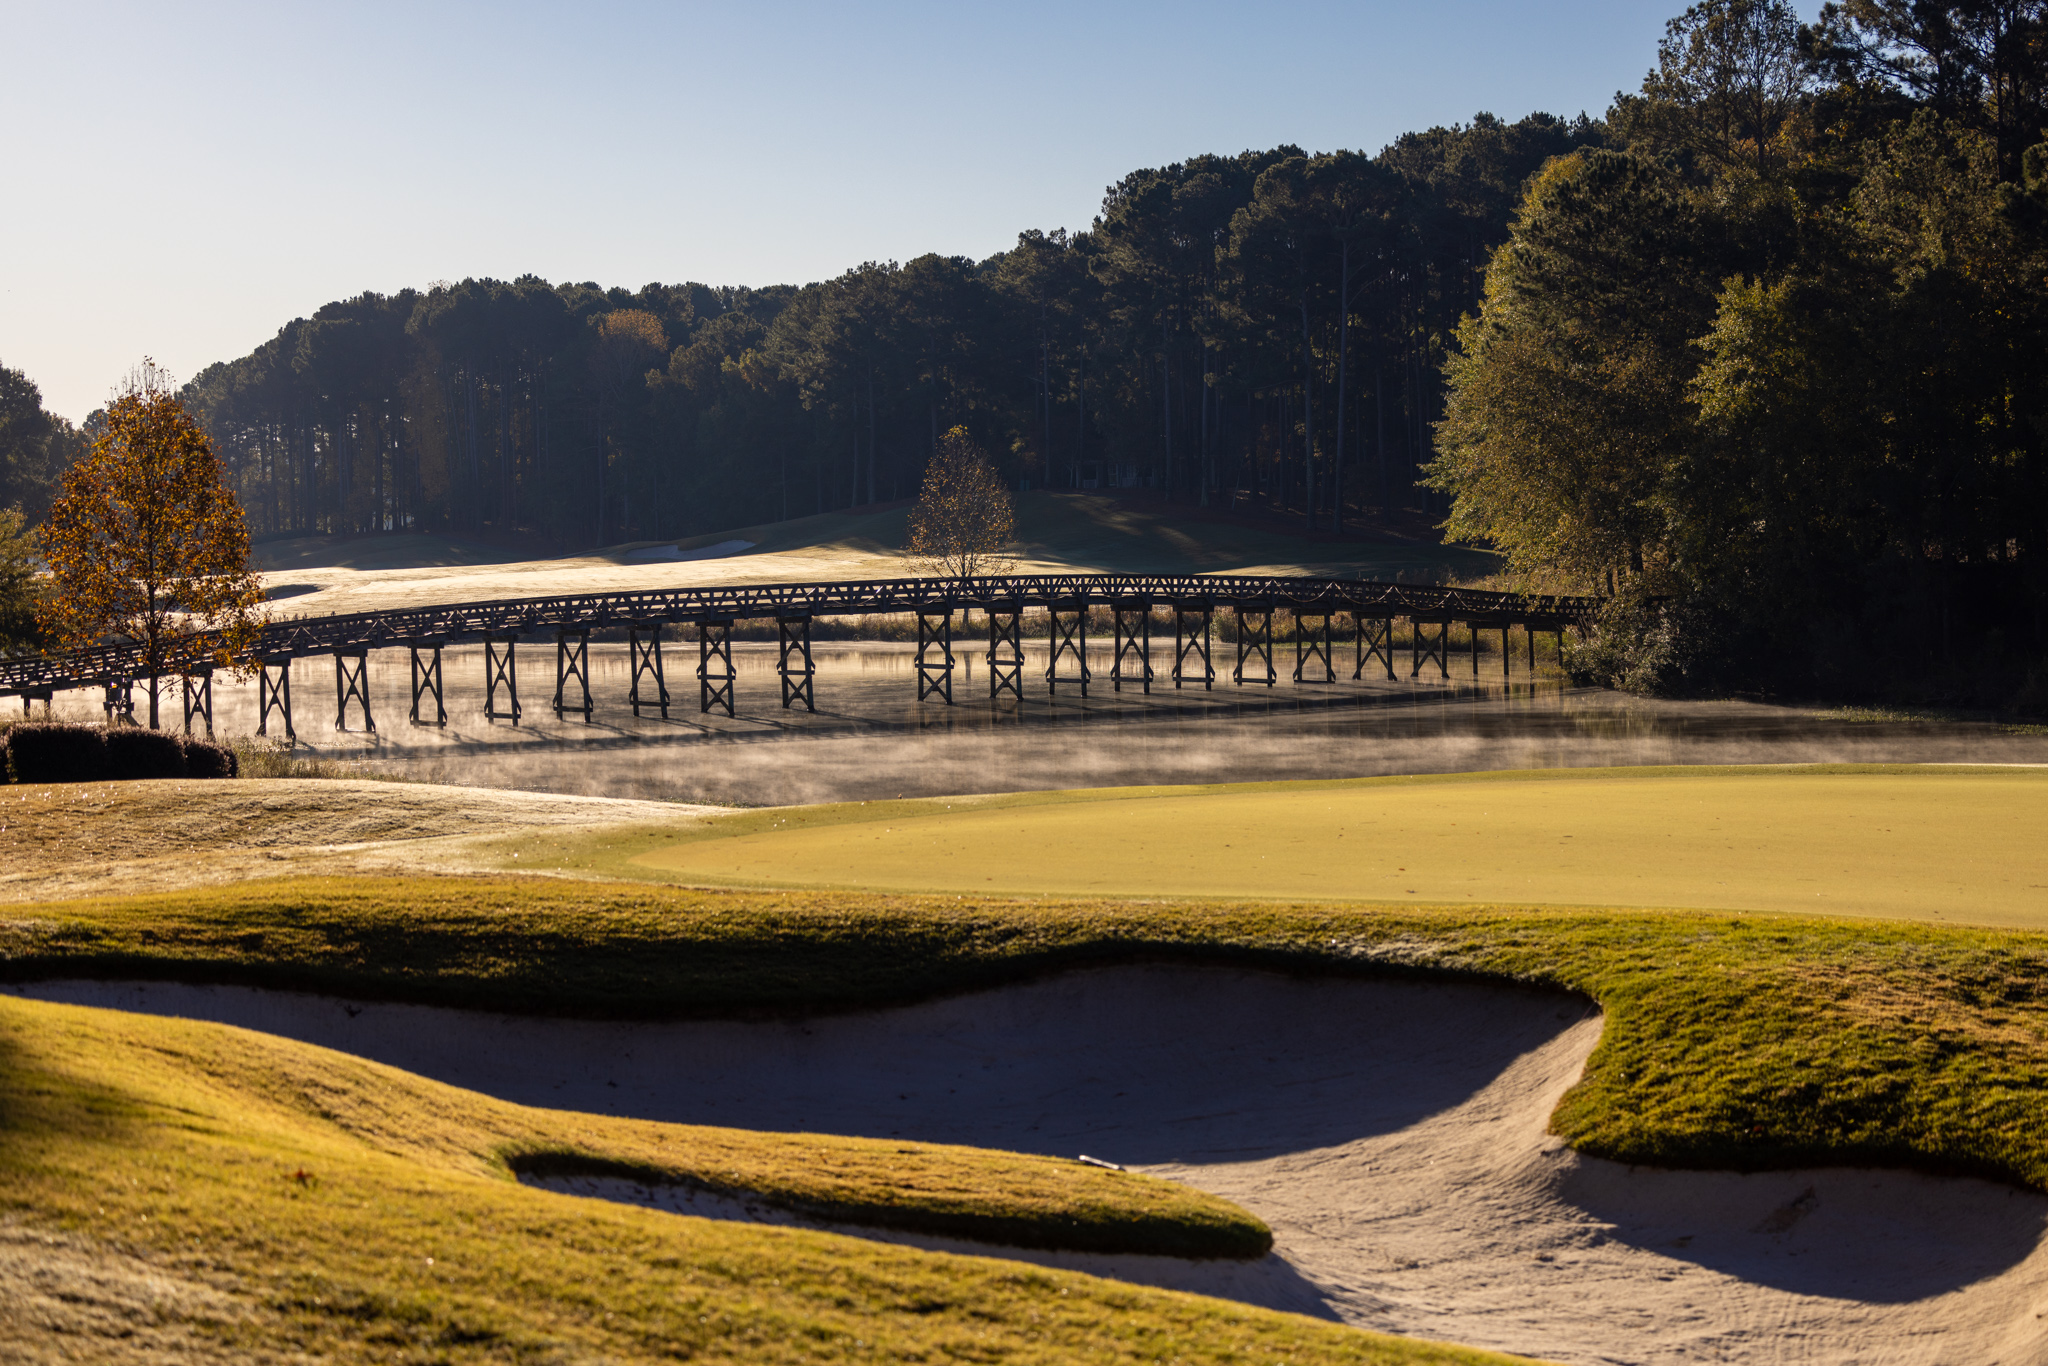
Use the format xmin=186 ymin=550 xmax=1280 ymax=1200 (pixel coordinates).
xmin=632 ymin=765 xmax=2048 ymax=926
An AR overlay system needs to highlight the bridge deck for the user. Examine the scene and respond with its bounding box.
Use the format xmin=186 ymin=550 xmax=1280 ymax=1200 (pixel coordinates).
xmin=1 ymin=572 xmax=1598 ymax=700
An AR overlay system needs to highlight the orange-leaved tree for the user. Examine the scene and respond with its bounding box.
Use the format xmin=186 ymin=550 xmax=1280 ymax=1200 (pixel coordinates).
xmin=37 ymin=361 xmax=264 ymax=728
xmin=905 ymin=426 xmax=1015 ymax=580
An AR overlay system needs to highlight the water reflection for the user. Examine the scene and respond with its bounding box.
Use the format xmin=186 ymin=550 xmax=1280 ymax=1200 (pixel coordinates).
xmin=31 ymin=641 xmax=2046 ymax=805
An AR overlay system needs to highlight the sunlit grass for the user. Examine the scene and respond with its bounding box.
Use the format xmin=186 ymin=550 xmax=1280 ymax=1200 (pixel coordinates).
xmin=607 ymin=765 xmax=2048 ymax=928
xmin=4 ymin=992 xmax=1513 ymax=1364
xmin=14 ymin=874 xmax=2048 ymax=1191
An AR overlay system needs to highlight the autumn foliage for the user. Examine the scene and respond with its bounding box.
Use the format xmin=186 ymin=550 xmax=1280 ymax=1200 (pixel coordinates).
xmin=37 ymin=362 xmax=263 ymax=727
xmin=904 ymin=426 xmax=1015 ymax=580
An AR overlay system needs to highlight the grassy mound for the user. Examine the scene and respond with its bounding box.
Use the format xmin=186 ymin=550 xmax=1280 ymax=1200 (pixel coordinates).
xmin=5 ymin=993 xmax=1491 ymax=1365
xmin=613 ymin=766 xmax=2048 ymax=926
xmin=10 ymin=875 xmax=2048 ymax=1193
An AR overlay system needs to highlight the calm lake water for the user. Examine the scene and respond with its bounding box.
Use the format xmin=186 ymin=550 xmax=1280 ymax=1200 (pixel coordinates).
xmin=37 ymin=640 xmax=2047 ymax=805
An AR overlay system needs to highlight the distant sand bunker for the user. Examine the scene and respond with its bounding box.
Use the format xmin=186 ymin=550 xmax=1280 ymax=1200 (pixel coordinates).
xmin=17 ymin=967 xmax=2047 ymax=1365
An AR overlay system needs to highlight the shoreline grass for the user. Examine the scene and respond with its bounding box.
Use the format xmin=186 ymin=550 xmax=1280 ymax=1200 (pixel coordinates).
xmin=9 ymin=874 xmax=2048 ymax=1195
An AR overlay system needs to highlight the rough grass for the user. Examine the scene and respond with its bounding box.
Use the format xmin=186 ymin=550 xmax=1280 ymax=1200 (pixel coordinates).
xmin=9 ymin=876 xmax=2048 ymax=1193
xmin=586 ymin=765 xmax=2048 ymax=928
xmin=2 ymin=993 xmax=1509 ymax=1366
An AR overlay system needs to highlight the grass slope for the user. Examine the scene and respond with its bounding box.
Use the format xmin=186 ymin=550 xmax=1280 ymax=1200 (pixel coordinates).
xmin=591 ymin=765 xmax=2048 ymax=928
xmin=1 ymin=993 xmax=1508 ymax=1365
xmin=10 ymin=875 xmax=2048 ymax=1192
xmin=248 ymin=492 xmax=1500 ymax=619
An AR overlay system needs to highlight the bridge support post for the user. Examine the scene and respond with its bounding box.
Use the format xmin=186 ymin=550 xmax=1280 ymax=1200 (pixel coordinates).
xmin=335 ymin=649 xmax=375 ymax=732
xmin=257 ymin=658 xmax=293 ymax=738
xmin=1047 ymin=600 xmax=1091 ymax=696
xmin=915 ymin=605 xmax=955 ymax=704
xmin=985 ymin=601 xmax=1024 ymax=700
xmin=1409 ymin=618 xmax=1450 ymax=680
xmin=696 ymin=618 xmax=735 ymax=717
xmin=778 ymin=614 xmax=815 ymax=712
xmin=102 ymin=678 xmax=135 ymax=724
xmin=628 ymin=623 xmax=670 ymax=718
xmin=18 ymin=687 xmax=52 ymax=718
xmin=1502 ymin=623 xmax=1513 ymax=679
xmin=553 ymin=629 xmax=593 ymax=720
xmin=1111 ymin=599 xmax=1153 ymax=693
xmin=180 ymin=670 xmax=213 ymax=735
xmin=1233 ymin=605 xmax=1274 ymax=686
xmin=1526 ymin=622 xmax=1536 ymax=673
xmin=484 ymin=636 xmax=522 ymax=724
xmin=1470 ymin=622 xmax=1481 ymax=679
xmin=1353 ymin=612 xmax=1395 ymax=680
xmin=408 ymin=640 xmax=446 ymax=726
xmin=1172 ymin=600 xmax=1213 ymax=690
xmin=1292 ymin=608 xmax=1333 ymax=683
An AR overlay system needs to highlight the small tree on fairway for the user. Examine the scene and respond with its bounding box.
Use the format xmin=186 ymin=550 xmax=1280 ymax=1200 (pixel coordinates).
xmin=905 ymin=426 xmax=1015 ymax=580
xmin=37 ymin=361 xmax=263 ymax=728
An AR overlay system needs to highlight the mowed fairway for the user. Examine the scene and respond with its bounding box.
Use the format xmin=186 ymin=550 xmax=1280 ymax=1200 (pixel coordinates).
xmin=632 ymin=765 xmax=2048 ymax=925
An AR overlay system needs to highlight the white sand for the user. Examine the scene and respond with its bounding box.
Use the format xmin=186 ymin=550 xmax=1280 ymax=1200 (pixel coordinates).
xmin=14 ymin=967 xmax=2047 ymax=1365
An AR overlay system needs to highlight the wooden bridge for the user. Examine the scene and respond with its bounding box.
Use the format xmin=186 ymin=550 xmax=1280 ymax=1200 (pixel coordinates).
xmin=0 ymin=572 xmax=1599 ymax=738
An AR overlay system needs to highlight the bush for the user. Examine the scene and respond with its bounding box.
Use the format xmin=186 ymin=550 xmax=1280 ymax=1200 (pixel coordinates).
xmin=104 ymin=725 xmax=188 ymax=780
xmin=5 ymin=722 xmax=109 ymax=783
xmin=1564 ymin=588 xmax=1740 ymax=696
xmin=181 ymin=735 xmax=238 ymax=779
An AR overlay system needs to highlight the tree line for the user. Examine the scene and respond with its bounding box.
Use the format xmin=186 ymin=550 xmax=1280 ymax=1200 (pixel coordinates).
xmin=1431 ymin=0 xmax=2048 ymax=702
xmin=169 ymin=114 xmax=1599 ymax=550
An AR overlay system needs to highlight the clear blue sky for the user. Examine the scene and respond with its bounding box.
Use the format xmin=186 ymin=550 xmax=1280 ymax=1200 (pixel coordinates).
xmin=5 ymin=1 xmax=1737 ymax=423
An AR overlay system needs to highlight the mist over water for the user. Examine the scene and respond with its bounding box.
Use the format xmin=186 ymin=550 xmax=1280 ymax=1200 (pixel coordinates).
xmin=37 ymin=640 xmax=2048 ymax=805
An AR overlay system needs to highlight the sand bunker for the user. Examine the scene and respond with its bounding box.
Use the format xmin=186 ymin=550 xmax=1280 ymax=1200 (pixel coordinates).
xmin=14 ymin=967 xmax=2047 ymax=1365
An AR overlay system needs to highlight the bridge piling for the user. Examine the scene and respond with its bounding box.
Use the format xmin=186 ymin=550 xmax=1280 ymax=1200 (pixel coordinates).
xmin=695 ymin=618 xmax=735 ymax=717
xmin=915 ymin=606 xmax=955 ymax=704
xmin=985 ymin=602 xmax=1024 ymax=700
xmin=1172 ymin=600 xmax=1214 ymax=690
xmin=1353 ymin=612 xmax=1395 ymax=680
xmin=778 ymin=615 xmax=816 ymax=712
xmin=1293 ymin=608 xmax=1334 ymax=683
xmin=627 ymin=623 xmax=670 ymax=718
xmin=484 ymin=636 xmax=522 ymax=724
xmin=334 ymin=650 xmax=375 ymax=732
xmin=553 ymin=629 xmax=594 ymax=721
xmin=1112 ymin=599 xmax=1153 ymax=693
xmin=102 ymin=678 xmax=134 ymax=724
xmin=257 ymin=658 xmax=294 ymax=739
xmin=1234 ymin=606 xmax=1275 ymax=686
xmin=408 ymin=640 xmax=446 ymax=725
xmin=1047 ymin=601 xmax=1090 ymax=696
xmin=1410 ymin=618 xmax=1451 ymax=680
xmin=180 ymin=670 xmax=213 ymax=735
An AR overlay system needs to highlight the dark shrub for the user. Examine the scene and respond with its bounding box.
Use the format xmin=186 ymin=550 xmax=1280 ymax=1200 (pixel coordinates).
xmin=104 ymin=726 xmax=188 ymax=780
xmin=5 ymin=722 xmax=109 ymax=783
xmin=181 ymin=736 xmax=238 ymax=779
